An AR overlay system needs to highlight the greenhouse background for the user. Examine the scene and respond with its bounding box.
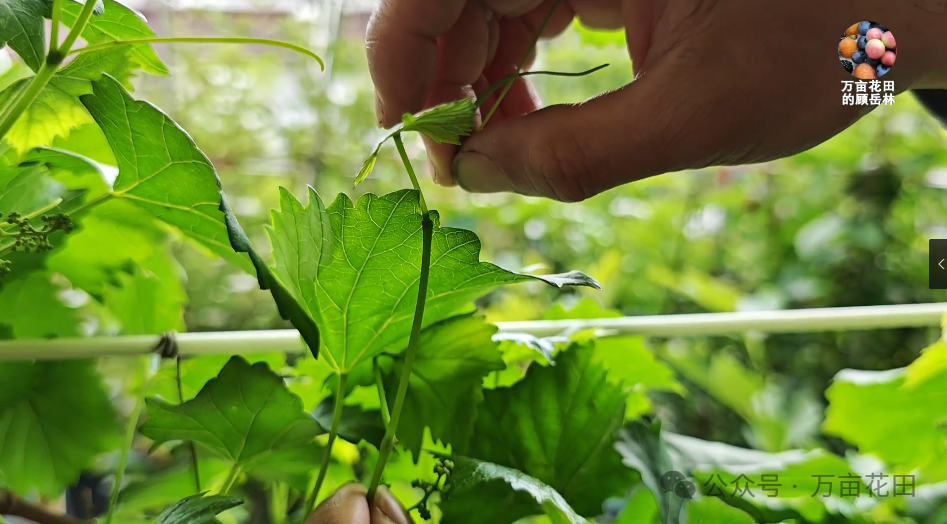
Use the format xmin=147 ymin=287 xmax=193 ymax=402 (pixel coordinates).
xmin=2 ymin=0 xmax=947 ymax=522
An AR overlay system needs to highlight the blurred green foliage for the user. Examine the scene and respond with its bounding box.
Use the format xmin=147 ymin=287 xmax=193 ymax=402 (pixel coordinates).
xmin=131 ymin=7 xmax=947 ymax=453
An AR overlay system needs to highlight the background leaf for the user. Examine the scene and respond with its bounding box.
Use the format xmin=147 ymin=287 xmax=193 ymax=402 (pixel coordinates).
xmin=0 ymin=360 xmax=119 ymax=496
xmin=466 ymin=341 xmax=636 ymax=517
xmin=267 ymin=188 xmax=599 ymax=373
xmin=440 ymin=455 xmax=587 ymax=524
xmin=140 ymin=356 xmax=323 ymax=473
xmin=382 ymin=314 xmax=505 ymax=457
xmin=80 ymin=75 xmax=252 ymax=273
xmin=153 ymin=494 xmax=242 ymax=524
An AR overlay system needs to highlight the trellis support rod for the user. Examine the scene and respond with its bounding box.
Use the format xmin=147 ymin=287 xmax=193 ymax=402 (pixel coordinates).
xmin=0 ymin=303 xmax=944 ymax=361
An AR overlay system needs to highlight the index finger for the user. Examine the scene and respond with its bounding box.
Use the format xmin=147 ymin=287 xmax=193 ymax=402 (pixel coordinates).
xmin=365 ymin=0 xmax=467 ymax=127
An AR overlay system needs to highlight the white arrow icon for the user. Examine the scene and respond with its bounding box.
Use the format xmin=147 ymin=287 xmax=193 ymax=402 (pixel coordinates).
xmin=940 ymin=259 xmax=945 ymax=270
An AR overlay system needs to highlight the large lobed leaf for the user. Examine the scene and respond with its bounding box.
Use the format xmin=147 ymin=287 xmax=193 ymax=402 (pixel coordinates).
xmin=823 ymin=340 xmax=947 ymax=480
xmin=267 ymin=187 xmax=600 ymax=373
xmin=0 ymin=359 xmax=119 ymax=497
xmin=140 ymin=356 xmax=324 ymax=476
xmin=79 ymin=75 xmax=252 ymax=273
xmin=154 ymin=494 xmax=242 ymax=524
xmin=441 ymin=455 xmax=588 ymax=524
xmin=382 ymin=314 xmax=505 ymax=457
xmin=446 ymin=341 xmax=634 ymax=522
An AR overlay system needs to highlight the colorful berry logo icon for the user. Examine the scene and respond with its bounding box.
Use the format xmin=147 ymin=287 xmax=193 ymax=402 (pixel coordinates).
xmin=839 ymin=21 xmax=896 ymax=80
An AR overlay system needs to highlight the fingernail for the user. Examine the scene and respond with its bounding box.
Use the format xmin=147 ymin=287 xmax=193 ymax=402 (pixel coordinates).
xmin=375 ymin=93 xmax=386 ymax=127
xmin=374 ymin=486 xmax=410 ymax=524
xmin=453 ymin=152 xmax=510 ymax=193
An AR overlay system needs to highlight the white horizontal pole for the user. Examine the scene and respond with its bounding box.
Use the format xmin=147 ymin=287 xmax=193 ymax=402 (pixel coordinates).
xmin=0 ymin=303 xmax=943 ymax=362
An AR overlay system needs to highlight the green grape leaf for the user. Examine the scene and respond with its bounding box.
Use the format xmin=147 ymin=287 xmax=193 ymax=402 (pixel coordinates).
xmin=824 ymin=360 xmax=947 ymax=476
xmin=220 ymin=193 xmax=322 ymax=360
xmin=0 ymin=78 xmax=94 ymax=152
xmin=139 ymin=356 xmax=323 ymax=473
xmin=53 ymin=47 xmax=136 ymax=95
xmin=905 ymin=339 xmax=947 ymax=388
xmin=0 ymin=159 xmax=62 ymax=215
xmin=267 ymin=187 xmax=600 ymax=373
xmin=102 ymin=266 xmax=184 ymax=334
xmin=613 ymin=420 xmax=679 ymax=523
xmin=154 ymin=494 xmax=243 ymax=524
xmin=0 ymin=360 xmax=119 ymax=496
xmin=663 ymin=431 xmax=866 ymax=522
xmin=383 ymin=314 xmax=505 ymax=457
xmin=592 ymin=336 xmax=685 ymax=419
xmin=313 ymin=396 xmax=385 ymax=447
xmin=0 ymin=272 xmax=80 ymax=337
xmin=146 ymin=354 xmax=287 ymax=404
xmin=465 ymin=341 xmax=634 ymax=519
xmin=0 ymin=0 xmax=45 ymax=71
xmin=400 ymin=97 xmax=476 ymax=145
xmin=46 ymin=199 xmax=173 ymax=293
xmin=60 ymin=0 xmax=169 ymax=76
xmin=440 ymin=455 xmax=588 ymax=524
xmin=79 ymin=75 xmax=252 ymax=273
xmin=684 ymin=496 xmax=755 ymax=524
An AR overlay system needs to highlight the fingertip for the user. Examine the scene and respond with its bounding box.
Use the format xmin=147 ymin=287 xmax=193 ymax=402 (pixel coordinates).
xmin=422 ymin=135 xmax=458 ymax=187
xmin=369 ymin=486 xmax=411 ymax=524
xmin=453 ymin=151 xmax=511 ymax=193
xmin=306 ymin=483 xmax=370 ymax=524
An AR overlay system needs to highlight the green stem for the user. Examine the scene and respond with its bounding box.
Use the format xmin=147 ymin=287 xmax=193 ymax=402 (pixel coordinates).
xmin=176 ymin=356 xmax=201 ymax=493
xmin=104 ymin=398 xmax=143 ymax=524
xmin=479 ymin=0 xmax=562 ymax=130
xmin=373 ymin=358 xmax=391 ymax=427
xmin=0 ymin=0 xmax=96 ymax=142
xmin=219 ymin=463 xmax=242 ymax=496
xmin=57 ymin=0 xmax=99 ymax=55
xmin=49 ymin=0 xmax=62 ymax=51
xmin=69 ymin=37 xmax=325 ymax=69
xmin=305 ymin=373 xmax=348 ymax=513
xmin=393 ymin=133 xmax=428 ymax=214
xmin=474 ymin=65 xmax=609 ymax=109
xmin=366 ymin=212 xmax=433 ymax=501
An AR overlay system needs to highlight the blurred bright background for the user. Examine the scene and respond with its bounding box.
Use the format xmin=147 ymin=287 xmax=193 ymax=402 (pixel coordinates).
xmin=113 ymin=0 xmax=947 ymax=449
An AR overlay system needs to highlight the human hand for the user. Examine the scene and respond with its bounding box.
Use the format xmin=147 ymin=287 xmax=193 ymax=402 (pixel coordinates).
xmin=305 ymin=484 xmax=411 ymax=524
xmin=365 ymin=0 xmax=947 ymax=202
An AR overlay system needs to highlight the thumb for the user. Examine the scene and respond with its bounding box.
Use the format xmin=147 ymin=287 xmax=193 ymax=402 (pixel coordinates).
xmin=306 ymin=483 xmax=371 ymax=524
xmin=452 ymin=58 xmax=732 ymax=201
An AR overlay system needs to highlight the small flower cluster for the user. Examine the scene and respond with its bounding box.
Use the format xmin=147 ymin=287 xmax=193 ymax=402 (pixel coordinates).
xmin=410 ymin=458 xmax=454 ymax=520
xmin=1 ymin=212 xmax=74 ymax=252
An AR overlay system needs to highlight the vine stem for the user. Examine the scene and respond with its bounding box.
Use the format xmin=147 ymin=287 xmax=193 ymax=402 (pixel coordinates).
xmin=305 ymin=373 xmax=348 ymax=513
xmin=68 ymin=37 xmax=324 ymax=69
xmin=104 ymin=397 xmax=143 ymax=524
xmin=479 ymin=0 xmax=562 ymax=130
xmin=176 ymin=356 xmax=201 ymax=493
xmin=373 ymin=358 xmax=391 ymax=427
xmin=0 ymin=0 xmax=97 ymax=142
xmin=219 ymin=463 xmax=242 ymax=496
xmin=49 ymin=0 xmax=62 ymax=50
xmin=393 ymin=133 xmax=428 ymax=214
xmin=366 ymin=211 xmax=433 ymax=501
